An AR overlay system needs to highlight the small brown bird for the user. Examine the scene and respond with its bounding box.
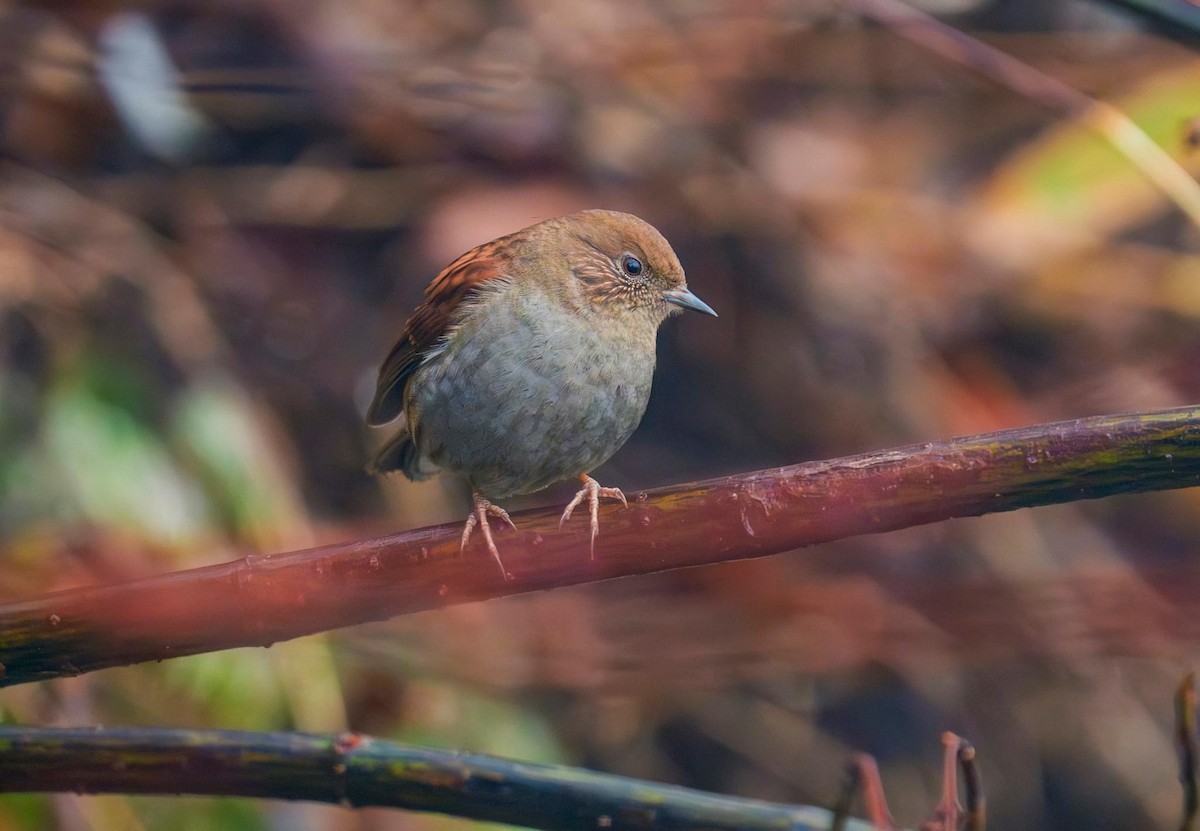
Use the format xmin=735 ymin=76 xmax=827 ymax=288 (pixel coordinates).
xmin=367 ymin=209 xmax=716 ymax=578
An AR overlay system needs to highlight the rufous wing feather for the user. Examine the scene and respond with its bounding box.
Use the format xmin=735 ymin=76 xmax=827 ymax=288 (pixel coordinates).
xmin=366 ymin=236 xmax=512 ymax=426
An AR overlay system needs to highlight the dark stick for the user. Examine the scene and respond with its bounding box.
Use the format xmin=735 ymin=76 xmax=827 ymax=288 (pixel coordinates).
xmin=1092 ymin=0 xmax=1200 ymax=48
xmin=829 ymin=759 xmax=862 ymax=831
xmin=0 ymin=726 xmax=880 ymax=831
xmin=1179 ymin=672 xmax=1198 ymax=831
xmin=958 ymin=739 xmax=985 ymax=831
xmin=2 ymin=406 xmax=1199 ymax=687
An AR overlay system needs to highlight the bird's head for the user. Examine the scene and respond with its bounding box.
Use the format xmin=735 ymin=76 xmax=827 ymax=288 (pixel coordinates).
xmin=556 ymin=209 xmax=717 ymax=326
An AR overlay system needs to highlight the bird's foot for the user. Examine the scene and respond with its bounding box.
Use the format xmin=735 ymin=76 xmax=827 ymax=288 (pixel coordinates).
xmin=461 ymin=492 xmax=517 ymax=580
xmin=559 ymin=473 xmax=628 ymax=559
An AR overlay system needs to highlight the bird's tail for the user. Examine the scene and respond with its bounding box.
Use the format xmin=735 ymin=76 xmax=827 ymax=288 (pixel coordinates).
xmin=368 ymin=428 xmax=437 ymax=480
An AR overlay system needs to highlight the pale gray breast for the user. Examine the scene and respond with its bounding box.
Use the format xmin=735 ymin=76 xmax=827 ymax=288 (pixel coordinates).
xmin=408 ymin=285 xmax=657 ymax=497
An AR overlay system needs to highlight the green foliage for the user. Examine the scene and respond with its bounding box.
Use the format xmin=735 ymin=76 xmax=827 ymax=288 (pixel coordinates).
xmin=43 ymin=358 xmax=210 ymax=544
xmin=171 ymin=380 xmax=305 ymax=544
xmin=397 ymin=679 xmax=566 ymax=764
xmin=131 ymin=795 xmax=268 ymax=831
xmin=0 ymin=794 xmax=52 ymax=831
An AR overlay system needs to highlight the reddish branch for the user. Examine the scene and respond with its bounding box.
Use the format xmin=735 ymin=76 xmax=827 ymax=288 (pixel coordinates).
xmin=1 ymin=406 xmax=1199 ymax=687
xmin=925 ymin=733 xmax=983 ymax=831
xmin=833 ymin=754 xmax=896 ymax=831
xmin=832 ymin=733 xmax=984 ymax=831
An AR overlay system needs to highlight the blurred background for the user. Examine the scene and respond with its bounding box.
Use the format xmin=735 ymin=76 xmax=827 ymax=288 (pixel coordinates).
xmin=2 ymin=0 xmax=1200 ymax=827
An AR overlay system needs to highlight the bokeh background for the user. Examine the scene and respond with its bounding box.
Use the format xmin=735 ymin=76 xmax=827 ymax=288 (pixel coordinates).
xmin=3 ymin=0 xmax=1200 ymax=828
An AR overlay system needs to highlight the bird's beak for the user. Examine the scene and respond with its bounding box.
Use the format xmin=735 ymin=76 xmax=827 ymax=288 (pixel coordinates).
xmin=663 ymin=287 xmax=718 ymax=317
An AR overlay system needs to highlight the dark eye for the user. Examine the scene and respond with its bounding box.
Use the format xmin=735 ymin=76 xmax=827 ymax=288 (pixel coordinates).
xmin=621 ymin=255 xmax=643 ymax=277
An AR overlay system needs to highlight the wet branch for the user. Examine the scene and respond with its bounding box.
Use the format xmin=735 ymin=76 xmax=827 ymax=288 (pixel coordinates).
xmin=0 ymin=725 xmax=879 ymax=831
xmin=1 ymin=405 xmax=1199 ymax=687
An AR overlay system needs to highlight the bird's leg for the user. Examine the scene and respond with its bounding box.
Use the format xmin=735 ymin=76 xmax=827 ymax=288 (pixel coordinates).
xmin=559 ymin=473 xmax=628 ymax=559
xmin=461 ymin=491 xmax=517 ymax=580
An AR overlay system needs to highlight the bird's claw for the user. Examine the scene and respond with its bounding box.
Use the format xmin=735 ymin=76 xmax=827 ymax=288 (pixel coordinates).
xmin=462 ymin=493 xmax=517 ymax=580
xmin=559 ymin=475 xmax=627 ymax=559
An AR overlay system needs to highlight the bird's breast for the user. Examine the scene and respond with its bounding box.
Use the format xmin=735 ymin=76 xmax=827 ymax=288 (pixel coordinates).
xmin=409 ymin=286 xmax=658 ymax=496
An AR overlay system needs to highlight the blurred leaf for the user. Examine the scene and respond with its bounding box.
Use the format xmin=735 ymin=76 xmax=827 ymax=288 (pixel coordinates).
xmin=970 ymin=64 xmax=1200 ymax=267
xmin=163 ymin=650 xmax=290 ymax=731
xmin=0 ymin=794 xmax=52 ymax=831
xmin=171 ymin=379 xmax=306 ymax=549
xmin=399 ymin=678 xmax=564 ymax=765
xmin=132 ymin=795 xmax=267 ymax=831
xmin=44 ymin=359 xmax=210 ymax=545
xmin=98 ymin=13 xmax=214 ymax=163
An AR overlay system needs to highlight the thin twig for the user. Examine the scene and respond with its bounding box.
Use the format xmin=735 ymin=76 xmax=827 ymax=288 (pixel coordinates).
xmin=832 ymin=754 xmax=896 ymax=831
xmin=922 ymin=733 xmax=984 ymax=831
xmin=1091 ymin=0 xmax=1200 ymax=47
xmin=924 ymin=733 xmax=963 ymax=831
xmin=958 ymin=740 xmax=985 ymax=831
xmin=1179 ymin=672 xmax=1198 ymax=831
xmin=852 ymin=0 xmax=1200 ymax=230
xmin=856 ymin=755 xmax=897 ymax=830
xmin=830 ymin=758 xmax=862 ymax=831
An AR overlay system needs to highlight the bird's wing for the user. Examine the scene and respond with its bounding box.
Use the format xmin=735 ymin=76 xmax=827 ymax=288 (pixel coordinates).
xmin=366 ymin=238 xmax=510 ymax=426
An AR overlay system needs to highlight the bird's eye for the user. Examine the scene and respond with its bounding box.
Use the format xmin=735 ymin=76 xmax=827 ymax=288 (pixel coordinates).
xmin=621 ymin=255 xmax=643 ymax=277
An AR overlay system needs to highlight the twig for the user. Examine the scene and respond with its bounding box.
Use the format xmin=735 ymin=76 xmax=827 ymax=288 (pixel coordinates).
xmin=923 ymin=733 xmax=985 ymax=831
xmin=851 ymin=0 xmax=1200 ymax=230
xmin=1 ymin=406 xmax=1200 ymax=687
xmin=958 ymin=740 xmax=985 ymax=831
xmin=830 ymin=758 xmax=862 ymax=831
xmin=0 ymin=726 xmax=883 ymax=831
xmin=1091 ymin=0 xmax=1200 ymax=47
xmin=924 ymin=733 xmax=963 ymax=831
xmin=1178 ymin=672 xmax=1198 ymax=831
xmin=859 ymin=755 xmax=897 ymax=830
xmin=832 ymin=755 xmax=896 ymax=831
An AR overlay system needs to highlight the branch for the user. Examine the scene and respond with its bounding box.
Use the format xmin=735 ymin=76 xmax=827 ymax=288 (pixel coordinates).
xmin=0 ymin=726 xmax=880 ymax=831
xmin=1092 ymin=0 xmax=1200 ymax=47
xmin=853 ymin=0 xmax=1200 ymax=230
xmin=1179 ymin=672 xmax=1198 ymax=831
xmin=2 ymin=406 xmax=1199 ymax=687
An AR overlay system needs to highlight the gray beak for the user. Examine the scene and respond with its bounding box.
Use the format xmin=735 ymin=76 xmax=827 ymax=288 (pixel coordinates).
xmin=663 ymin=287 xmax=718 ymax=317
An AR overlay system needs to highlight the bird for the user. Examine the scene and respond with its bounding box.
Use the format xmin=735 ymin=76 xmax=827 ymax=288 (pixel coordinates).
xmin=366 ymin=209 xmax=716 ymax=579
